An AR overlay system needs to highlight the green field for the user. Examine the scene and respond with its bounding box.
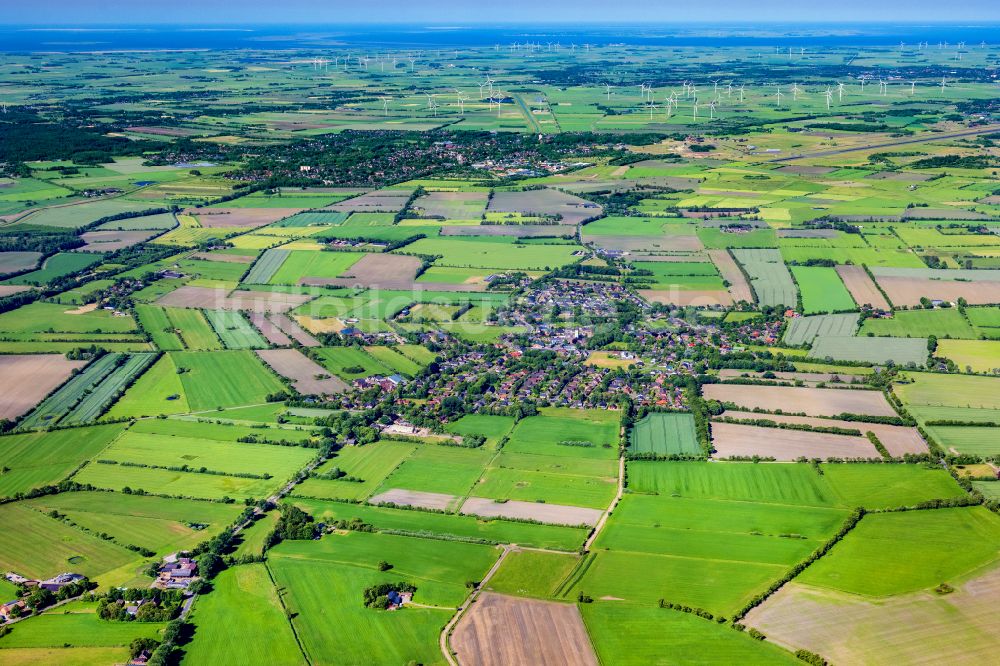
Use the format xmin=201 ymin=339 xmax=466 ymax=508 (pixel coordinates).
xmin=504 ymin=408 xmax=619 ymax=459
xmin=859 ymin=308 xmax=976 ymax=338
xmin=582 ymin=603 xmax=799 ymax=666
xmin=377 ymin=444 xmax=492 ymax=498
xmin=26 ymin=491 xmax=242 ymax=556
xmin=184 ymin=564 xmax=306 ymax=665
xmin=790 ymin=266 xmax=856 ymax=314
xmin=0 ymin=503 xmax=140 ymax=580
xmin=269 ymin=250 xmax=365 ymax=284
xmin=0 ymin=301 xmax=136 ymax=335
xmin=313 ymin=346 xmax=391 ymax=379
xmin=173 ymin=350 xmax=286 ymax=410
xmin=732 ymin=249 xmax=797 ymax=308
xmin=444 ymin=414 xmax=515 ymax=449
xmin=487 ymin=550 xmax=580 ymax=598
xmin=798 ymin=507 xmax=1000 ymax=596
xmin=628 ymin=412 xmax=700 ymax=456
xmin=296 ymin=440 xmax=418 ymax=501
xmin=269 ymin=531 xmax=500 ymax=665
xmin=808 ymin=335 xmax=928 ymax=365
xmin=783 ymin=313 xmax=859 ymax=346
xmin=0 ymin=601 xmax=166 ymax=650
xmin=205 ymin=309 xmax=268 ymax=349
xmin=0 ymin=423 xmax=127 ymax=499
xmin=135 ymin=305 xmax=184 ymax=350
xmin=398 ymin=238 xmax=583 ymax=270
xmin=895 ymin=372 xmax=1000 ymax=409
xmin=167 ymin=308 xmax=222 ymax=350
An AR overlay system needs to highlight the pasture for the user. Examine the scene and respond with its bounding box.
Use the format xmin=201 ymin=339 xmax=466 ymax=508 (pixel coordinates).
xmin=628 ymin=412 xmax=699 ymax=456
xmin=269 ymin=531 xmax=499 ymax=665
xmin=184 ymin=564 xmax=306 ymax=665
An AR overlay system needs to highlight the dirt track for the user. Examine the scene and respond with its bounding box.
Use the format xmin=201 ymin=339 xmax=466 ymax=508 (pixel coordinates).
xmin=452 ymin=592 xmax=598 ymax=666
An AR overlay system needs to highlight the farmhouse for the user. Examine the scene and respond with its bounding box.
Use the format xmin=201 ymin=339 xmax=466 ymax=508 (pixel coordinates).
xmin=156 ymin=556 xmax=199 ymax=589
xmin=39 ymin=572 xmax=86 ymax=592
xmin=0 ymin=599 xmax=26 ymax=621
xmin=387 ymin=589 xmax=413 ymax=610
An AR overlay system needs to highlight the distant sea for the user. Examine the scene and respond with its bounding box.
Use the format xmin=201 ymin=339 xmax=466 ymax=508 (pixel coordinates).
xmin=0 ymin=23 xmax=997 ymax=52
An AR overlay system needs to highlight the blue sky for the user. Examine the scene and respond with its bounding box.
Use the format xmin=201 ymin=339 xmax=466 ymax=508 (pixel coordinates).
xmin=3 ymin=1 xmax=999 ymax=24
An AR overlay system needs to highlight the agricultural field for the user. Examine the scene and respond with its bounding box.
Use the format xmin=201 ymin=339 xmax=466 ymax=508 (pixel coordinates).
xmin=628 ymin=412 xmax=700 ymax=456
xmin=3 ymin=27 xmax=1000 ymax=666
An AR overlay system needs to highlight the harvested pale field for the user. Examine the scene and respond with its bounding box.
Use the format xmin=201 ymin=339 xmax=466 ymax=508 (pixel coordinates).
xmin=327 ymin=190 xmax=413 ymax=213
xmin=460 ymin=497 xmax=602 ymax=527
xmin=710 ymin=421 xmax=879 ymax=461
xmin=189 ymin=251 xmax=255 ymax=264
xmin=300 ymin=253 xmax=486 ymax=292
xmin=0 ymin=354 xmax=87 ymax=420
xmin=269 ymin=313 xmax=319 ymax=347
xmin=865 ymin=171 xmax=933 ymax=181
xmin=187 ymin=208 xmax=303 ymax=228
xmin=410 ymin=191 xmax=488 ymax=218
xmin=369 ymin=488 xmax=458 ymax=511
xmin=717 ymin=370 xmax=868 ymax=384
xmin=77 ymin=229 xmax=159 ymax=252
xmin=444 ymin=225 xmax=577 ymax=238
xmin=703 ymin=384 xmax=897 ymax=418
xmin=452 ymin=592 xmax=599 ymax=666
xmin=0 ymin=251 xmax=42 ymax=275
xmin=156 ymin=286 xmax=312 ymax=313
xmin=708 ymin=249 xmax=753 ymax=303
xmin=903 ymin=208 xmax=990 ymax=220
xmin=256 ymin=349 xmax=348 ymax=395
xmin=720 ymin=411 xmax=927 ymax=457
xmin=295 ymin=315 xmax=345 ymax=334
xmin=836 ymin=265 xmax=890 ymax=310
xmin=0 ymin=285 xmax=32 ymax=297
xmin=875 ymin=276 xmax=1000 ymax=307
xmin=776 ymin=165 xmax=836 ymax=175
xmin=640 ymin=289 xmax=734 ymax=307
xmin=745 ymin=569 xmax=1000 ymax=666
xmin=488 ymin=189 xmax=603 ymax=226
xmin=249 ymin=312 xmax=292 ymax=346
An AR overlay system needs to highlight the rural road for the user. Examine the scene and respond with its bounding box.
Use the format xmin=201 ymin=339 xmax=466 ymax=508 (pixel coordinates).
xmin=769 ymin=124 xmax=1000 ymax=162
xmin=439 ymin=545 xmax=512 ymax=666
xmin=584 ymin=455 xmax=625 ymax=552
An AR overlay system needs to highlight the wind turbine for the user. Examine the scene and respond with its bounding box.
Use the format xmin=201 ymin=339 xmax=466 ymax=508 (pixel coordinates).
xmin=738 ymin=84 xmax=745 ymax=103
xmin=940 ymin=76 xmax=947 ymax=95
xmin=381 ymin=96 xmax=390 ymax=116
xmin=910 ymin=81 xmax=916 ymax=96
xmin=837 ymin=82 xmax=845 ymax=101
xmin=605 ymin=83 xmax=613 ymax=101
xmin=824 ymin=87 xmax=833 ymax=110
xmin=774 ymin=85 xmax=783 ymax=108
xmin=647 ymin=99 xmax=659 ymax=119
xmin=692 ymin=98 xmax=699 ymax=120
xmin=791 ymin=83 xmax=801 ymax=101
xmin=708 ymin=100 xmax=716 ymax=120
